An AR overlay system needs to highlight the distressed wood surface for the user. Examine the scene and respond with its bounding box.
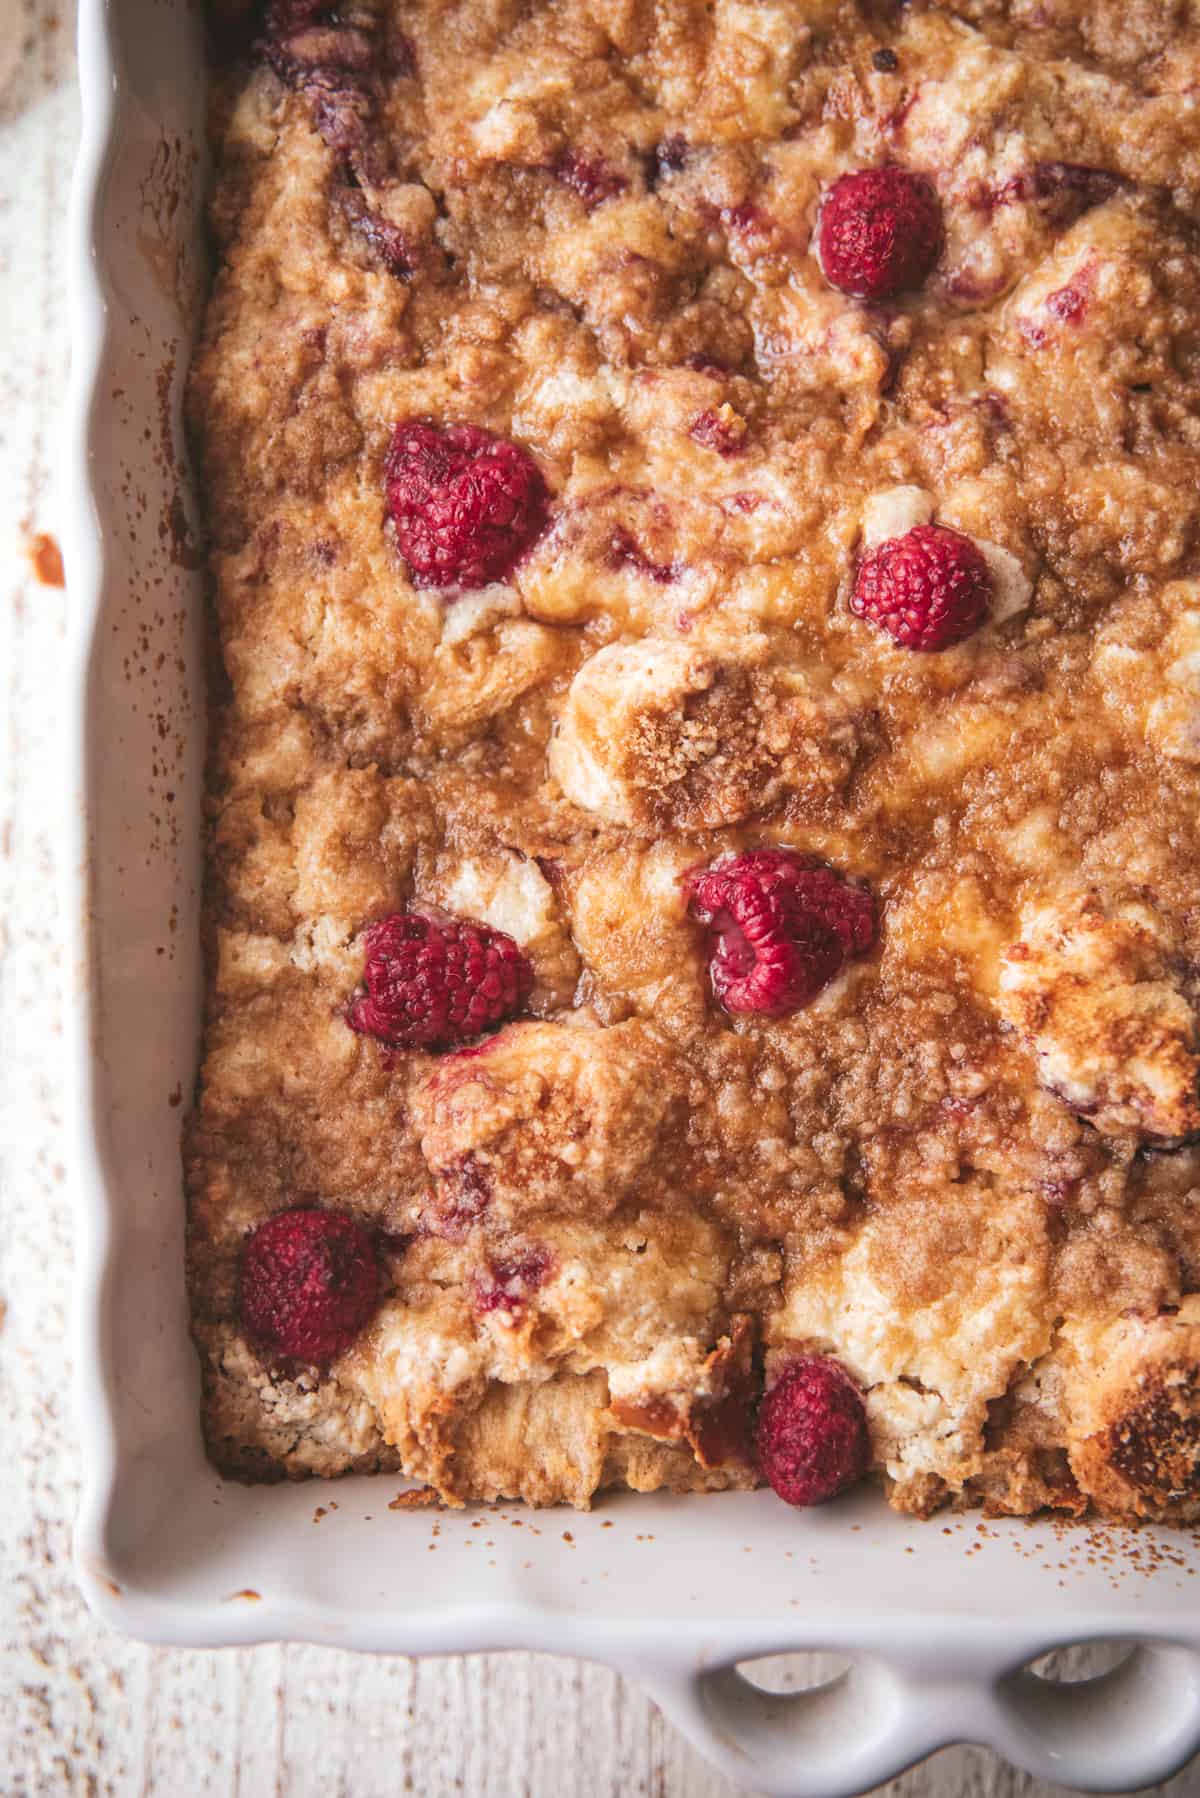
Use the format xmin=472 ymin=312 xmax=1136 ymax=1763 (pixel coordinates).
xmin=1 ymin=5 xmax=1197 ymax=1793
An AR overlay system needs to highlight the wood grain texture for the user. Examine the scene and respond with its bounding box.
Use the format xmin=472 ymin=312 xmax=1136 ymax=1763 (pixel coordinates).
xmin=0 ymin=5 xmax=1197 ymax=1792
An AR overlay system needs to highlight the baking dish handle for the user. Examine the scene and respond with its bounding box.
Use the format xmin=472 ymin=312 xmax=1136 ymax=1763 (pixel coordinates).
xmin=634 ymin=1638 xmax=1200 ymax=1798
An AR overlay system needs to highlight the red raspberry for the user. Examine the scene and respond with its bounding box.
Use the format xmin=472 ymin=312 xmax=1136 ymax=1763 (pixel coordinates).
xmin=336 ymin=186 xmax=417 ymax=276
xmin=1045 ymin=264 xmax=1093 ymax=327
xmin=608 ymin=526 xmax=678 ymax=585
xmin=260 ymin=8 xmax=375 ymax=83
xmin=817 ymin=167 xmax=942 ymax=300
xmin=347 ymin=909 xmax=533 ymax=1051
xmin=685 ymin=850 xmax=875 ymax=1017
xmin=554 ymin=150 xmax=628 ymax=209
xmin=756 ymin=1354 xmax=871 ymax=1507
xmin=428 ymin=1153 xmax=494 ymax=1238
xmin=690 ymin=408 xmax=747 ymax=456
xmin=240 ymin=1208 xmax=380 ymax=1365
xmin=385 ymin=420 xmax=549 ymax=590
xmin=986 ymin=162 xmax=1122 ymax=222
xmin=851 ymin=523 xmax=992 ymax=651
xmin=472 ymin=1243 xmax=554 ymax=1319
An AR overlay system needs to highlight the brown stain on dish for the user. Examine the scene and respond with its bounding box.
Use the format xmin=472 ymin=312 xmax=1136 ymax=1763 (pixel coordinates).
xmin=137 ymin=130 xmax=205 ymax=324
xmin=228 ymin=1588 xmax=262 ymax=1601
xmin=166 ymin=491 xmax=205 ymax=570
xmin=154 ymin=352 xmax=205 ymax=572
xmin=144 ymin=317 xmax=205 ymax=593
xmin=24 ymin=532 xmax=64 ymax=587
xmin=103 ymin=205 xmax=205 ymax=883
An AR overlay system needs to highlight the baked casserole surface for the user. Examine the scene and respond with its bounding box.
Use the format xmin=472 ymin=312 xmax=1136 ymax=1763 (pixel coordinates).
xmin=187 ymin=0 xmax=1200 ymax=1518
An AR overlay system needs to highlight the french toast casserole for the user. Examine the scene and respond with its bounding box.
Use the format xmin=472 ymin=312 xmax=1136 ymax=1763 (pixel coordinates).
xmin=187 ymin=0 xmax=1200 ymax=1519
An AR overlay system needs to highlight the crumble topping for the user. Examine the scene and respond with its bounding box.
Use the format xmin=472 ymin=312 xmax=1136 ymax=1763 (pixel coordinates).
xmin=1096 ymin=585 xmax=1200 ymax=766
xmin=549 ymin=637 xmax=861 ymax=828
xmin=187 ymin=0 xmax=1200 ymax=1516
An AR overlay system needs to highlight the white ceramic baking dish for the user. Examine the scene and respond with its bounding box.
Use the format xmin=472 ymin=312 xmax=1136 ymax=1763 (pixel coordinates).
xmin=64 ymin=4 xmax=1200 ymax=1793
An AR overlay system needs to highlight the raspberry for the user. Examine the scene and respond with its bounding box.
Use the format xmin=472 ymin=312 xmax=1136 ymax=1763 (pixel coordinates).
xmin=261 ymin=11 xmax=375 ymax=82
xmin=1045 ymin=265 xmax=1093 ymax=326
xmin=722 ymin=200 xmax=765 ymax=237
xmin=347 ymin=909 xmax=534 ymax=1051
xmin=240 ymin=1208 xmax=380 ymax=1365
xmin=756 ymin=1354 xmax=871 ymax=1507
xmin=258 ymin=8 xmax=377 ymax=155
xmin=988 ymin=162 xmax=1122 ymax=220
xmin=385 ymin=420 xmax=549 ymax=590
xmin=608 ymin=526 xmax=678 ymax=585
xmin=1019 ymin=263 xmax=1096 ymax=351
xmin=428 ymin=1153 xmax=494 ymax=1238
xmin=472 ymin=1243 xmax=554 ymax=1319
xmin=554 ymin=150 xmax=628 ymax=209
xmin=690 ymin=408 xmax=747 ymax=456
xmin=851 ymin=523 xmax=992 ymax=651
xmin=336 ymin=186 xmax=416 ymax=276
xmin=685 ymin=849 xmax=875 ymax=1017
xmin=817 ymin=167 xmax=942 ymax=301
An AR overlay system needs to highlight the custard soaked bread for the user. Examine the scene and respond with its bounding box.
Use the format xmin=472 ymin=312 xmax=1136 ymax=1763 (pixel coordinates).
xmin=187 ymin=0 xmax=1200 ymax=1518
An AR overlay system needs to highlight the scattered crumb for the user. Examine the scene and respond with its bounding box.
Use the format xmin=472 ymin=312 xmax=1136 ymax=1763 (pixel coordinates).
xmin=24 ymin=531 xmax=64 ymax=587
xmin=389 ymin=1487 xmax=439 ymax=1510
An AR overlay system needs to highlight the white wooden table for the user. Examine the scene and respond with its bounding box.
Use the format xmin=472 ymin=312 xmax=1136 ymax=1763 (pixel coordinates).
xmin=1 ymin=6 xmax=1197 ymax=1792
